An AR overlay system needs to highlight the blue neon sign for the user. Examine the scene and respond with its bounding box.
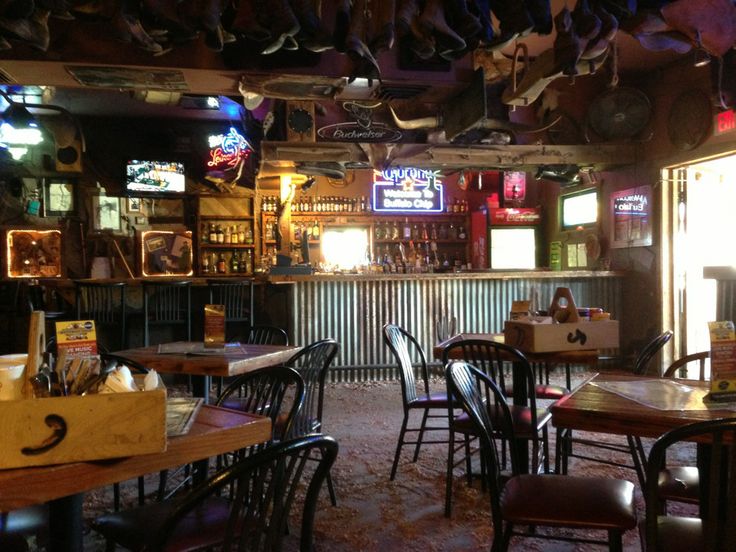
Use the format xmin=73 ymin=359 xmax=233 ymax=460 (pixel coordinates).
xmin=372 ymin=168 xmax=444 ymax=213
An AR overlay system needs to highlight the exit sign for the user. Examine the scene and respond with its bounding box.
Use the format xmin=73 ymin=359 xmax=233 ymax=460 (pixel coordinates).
xmin=715 ymin=109 xmax=736 ymax=135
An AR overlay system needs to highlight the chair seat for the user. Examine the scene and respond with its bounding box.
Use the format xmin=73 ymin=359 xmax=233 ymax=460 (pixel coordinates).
xmin=501 ymin=474 xmax=637 ymax=530
xmin=505 ymin=383 xmax=571 ymax=401
xmin=409 ymin=391 xmax=452 ymax=409
xmin=94 ymin=496 xmax=234 ymax=552
xmin=653 ymin=515 xmax=703 ymax=552
xmin=658 ymin=466 xmax=700 ymax=504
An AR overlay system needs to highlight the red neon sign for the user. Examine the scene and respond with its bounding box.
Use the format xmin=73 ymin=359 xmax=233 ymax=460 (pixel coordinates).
xmin=715 ymin=110 xmax=736 ymax=135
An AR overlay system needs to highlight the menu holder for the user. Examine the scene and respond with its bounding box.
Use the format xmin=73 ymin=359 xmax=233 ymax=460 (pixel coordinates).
xmin=707 ymin=321 xmax=736 ymax=402
xmin=204 ymin=304 xmax=225 ymax=348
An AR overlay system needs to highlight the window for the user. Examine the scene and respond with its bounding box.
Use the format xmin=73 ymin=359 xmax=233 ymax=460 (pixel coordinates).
xmin=561 ymin=189 xmax=598 ymax=229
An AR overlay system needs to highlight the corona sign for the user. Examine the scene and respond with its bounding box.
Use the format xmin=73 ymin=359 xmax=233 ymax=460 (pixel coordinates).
xmin=207 ymin=127 xmax=252 ymax=169
xmin=372 ymin=168 xmax=444 ymax=213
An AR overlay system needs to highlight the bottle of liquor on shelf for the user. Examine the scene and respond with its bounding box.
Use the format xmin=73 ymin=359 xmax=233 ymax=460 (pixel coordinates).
xmin=208 ymin=223 xmax=217 ymax=244
xmin=412 ymin=223 xmax=419 ymax=240
xmin=448 ymin=223 xmax=457 ymax=240
xmin=216 ymin=224 xmax=224 ymax=244
xmin=458 ymin=225 xmax=467 ymax=240
xmin=217 ymin=253 xmax=227 ymax=273
xmin=430 ymin=223 xmax=438 ymax=240
xmin=231 ymin=225 xmax=239 ymax=244
xmin=243 ymin=251 xmax=252 ymax=273
xmin=230 ymin=250 xmax=239 ymax=273
xmin=421 ymin=223 xmax=429 ymax=241
xmin=201 ymin=253 xmax=210 ymax=274
xmin=403 ymin=218 xmax=411 ymax=240
xmin=224 ymin=225 xmax=231 ymax=244
xmin=438 ymin=223 xmax=448 ymax=240
xmin=244 ymin=224 xmax=253 ymax=244
xmin=312 ymin=220 xmax=320 ymax=240
xmin=374 ymin=221 xmax=383 ymax=240
xmin=391 ymin=220 xmax=399 ymax=240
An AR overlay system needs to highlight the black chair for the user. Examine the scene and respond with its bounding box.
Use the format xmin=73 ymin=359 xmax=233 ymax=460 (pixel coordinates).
xmin=207 ymin=279 xmax=254 ymax=341
xmin=442 ymin=338 xmax=552 ymax=517
xmin=644 ymin=418 xmax=736 ymax=552
xmin=0 ymin=505 xmax=48 ymax=552
xmin=447 ymin=361 xmax=637 ymax=552
xmin=284 ymin=338 xmax=339 ymax=505
xmin=656 ymin=351 xmax=710 ymax=510
xmin=75 ymin=281 xmax=128 ymax=351
xmin=93 ymin=434 xmax=338 ymax=552
xmin=142 ymin=281 xmax=192 ymax=347
xmin=559 ymin=330 xmax=674 ymax=485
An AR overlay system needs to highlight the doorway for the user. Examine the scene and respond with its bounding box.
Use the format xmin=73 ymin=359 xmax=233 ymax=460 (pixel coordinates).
xmin=664 ymin=153 xmax=736 ymax=376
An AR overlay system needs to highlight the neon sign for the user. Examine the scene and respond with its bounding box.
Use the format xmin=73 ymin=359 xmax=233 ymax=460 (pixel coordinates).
xmin=715 ymin=109 xmax=736 ymax=135
xmin=372 ymin=168 xmax=444 ymax=213
xmin=207 ymin=127 xmax=252 ymax=169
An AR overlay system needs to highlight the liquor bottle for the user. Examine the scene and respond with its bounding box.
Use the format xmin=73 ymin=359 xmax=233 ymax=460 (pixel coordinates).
xmin=391 ymin=220 xmax=400 ymax=240
xmin=403 ymin=218 xmax=411 ymax=240
xmin=201 ymin=253 xmax=210 ymax=274
xmin=244 ymin=251 xmax=252 ymax=273
xmin=458 ymin=225 xmax=467 ymax=240
xmin=430 ymin=223 xmax=438 ymax=240
xmin=448 ymin=223 xmax=457 ymax=240
xmin=312 ymin=220 xmax=320 ymax=239
xmin=244 ymin=224 xmax=253 ymax=244
xmin=217 ymin=253 xmax=226 ymax=273
xmin=231 ymin=225 xmax=238 ymax=244
xmin=438 ymin=223 xmax=448 ymax=240
xmin=375 ymin=221 xmax=383 ymax=240
xmin=412 ymin=223 xmax=419 ymax=240
xmin=230 ymin=251 xmax=239 ymax=273
xmin=216 ymin=224 xmax=224 ymax=244
xmin=421 ymin=223 xmax=429 ymax=241
xmin=209 ymin=223 xmax=217 ymax=244
xmin=224 ymin=225 xmax=231 ymax=244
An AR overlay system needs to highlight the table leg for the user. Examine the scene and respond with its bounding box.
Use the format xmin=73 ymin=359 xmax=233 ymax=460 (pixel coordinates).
xmin=48 ymin=494 xmax=83 ymax=552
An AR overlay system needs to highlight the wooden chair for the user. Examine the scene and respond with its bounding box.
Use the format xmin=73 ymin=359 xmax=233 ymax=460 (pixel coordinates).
xmin=644 ymin=418 xmax=736 ymax=552
xmin=382 ymin=323 xmax=454 ymax=482
xmin=93 ymin=434 xmax=338 ymax=552
xmin=74 ymin=281 xmax=128 ymax=351
xmin=656 ymin=351 xmax=710 ymax=509
xmin=559 ymin=330 xmax=674 ymax=485
xmin=284 ymin=338 xmax=339 ymax=505
xmin=442 ymin=338 xmax=552 ymax=517
xmin=142 ymin=280 xmax=192 ymax=347
xmin=0 ymin=505 xmax=48 ymax=552
xmin=447 ymin=361 xmax=637 ymax=551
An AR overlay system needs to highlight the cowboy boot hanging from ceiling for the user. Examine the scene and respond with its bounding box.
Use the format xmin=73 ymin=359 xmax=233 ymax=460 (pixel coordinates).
xmin=419 ymin=0 xmax=466 ymax=60
xmin=290 ymin=0 xmax=333 ymax=53
xmin=259 ymin=0 xmax=300 ymax=55
xmin=0 ymin=5 xmax=51 ymax=51
xmin=369 ymin=0 xmax=395 ymax=54
xmin=333 ymin=0 xmax=351 ymax=52
xmin=112 ymin=0 xmax=167 ymax=55
xmin=231 ymin=0 xmax=271 ymax=42
xmin=345 ymin=0 xmax=381 ymax=84
xmin=141 ymin=0 xmax=197 ymax=42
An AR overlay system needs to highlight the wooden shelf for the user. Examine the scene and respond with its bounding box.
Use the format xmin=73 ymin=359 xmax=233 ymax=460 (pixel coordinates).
xmin=200 ymin=244 xmax=255 ymax=249
xmin=374 ymin=239 xmax=467 ymax=244
xmin=200 ymin=215 xmax=254 ymax=220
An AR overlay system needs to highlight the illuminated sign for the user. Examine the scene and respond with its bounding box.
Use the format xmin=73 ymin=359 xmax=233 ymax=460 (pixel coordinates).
xmin=489 ymin=208 xmax=540 ymax=225
xmin=610 ymin=186 xmax=652 ymax=248
xmin=503 ymin=171 xmax=526 ymax=201
xmin=715 ymin=109 xmax=736 ymax=135
xmin=207 ymin=127 xmax=252 ymax=169
xmin=372 ymin=168 xmax=444 ymax=213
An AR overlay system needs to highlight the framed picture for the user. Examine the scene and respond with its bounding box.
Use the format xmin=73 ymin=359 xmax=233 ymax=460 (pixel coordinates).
xmin=91 ymin=196 xmax=122 ymax=232
xmin=43 ymin=179 xmax=75 ymax=217
xmin=610 ymin=185 xmax=653 ymax=248
xmin=127 ymin=197 xmax=143 ymax=213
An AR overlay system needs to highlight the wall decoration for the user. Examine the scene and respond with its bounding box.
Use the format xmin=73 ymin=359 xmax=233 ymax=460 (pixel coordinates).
xmin=207 ymin=127 xmax=253 ymax=170
xmin=91 ymin=196 xmax=122 ymax=232
xmin=610 ymin=185 xmax=652 ymax=248
xmin=140 ymin=230 xmax=193 ymax=277
xmin=44 ymin=179 xmax=75 ymax=217
xmin=127 ymin=197 xmax=143 ymax=213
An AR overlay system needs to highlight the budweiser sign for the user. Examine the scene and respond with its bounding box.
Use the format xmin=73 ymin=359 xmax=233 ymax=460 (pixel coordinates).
xmin=318 ymin=122 xmax=402 ymax=142
xmin=489 ymin=208 xmax=541 ymax=225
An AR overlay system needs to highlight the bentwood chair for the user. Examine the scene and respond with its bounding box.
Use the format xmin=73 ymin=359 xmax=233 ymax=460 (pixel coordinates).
xmin=75 ymin=281 xmax=128 ymax=351
xmin=559 ymin=330 xmax=674 ymax=485
xmin=0 ymin=505 xmax=48 ymax=552
xmin=93 ymin=435 xmax=338 ymax=552
xmin=442 ymin=338 xmax=552 ymax=517
xmin=284 ymin=338 xmax=339 ymax=505
xmin=447 ymin=361 xmax=637 ymax=552
xmin=656 ymin=351 xmax=710 ymax=510
xmin=383 ymin=323 xmax=454 ymax=482
xmin=644 ymin=418 xmax=736 ymax=552
xmin=207 ymin=279 xmax=254 ymax=341
xmin=142 ymin=280 xmax=192 ymax=347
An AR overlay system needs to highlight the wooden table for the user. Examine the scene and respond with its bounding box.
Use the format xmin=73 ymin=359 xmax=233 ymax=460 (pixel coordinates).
xmin=113 ymin=341 xmax=302 ymax=402
xmin=0 ymin=405 xmax=271 ymax=552
xmin=434 ymin=332 xmax=600 ymax=391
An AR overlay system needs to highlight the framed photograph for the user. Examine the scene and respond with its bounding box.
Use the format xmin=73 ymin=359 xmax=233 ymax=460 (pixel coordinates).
xmin=91 ymin=196 xmax=122 ymax=232
xmin=127 ymin=197 xmax=143 ymax=213
xmin=610 ymin=185 xmax=653 ymax=249
xmin=43 ymin=179 xmax=75 ymax=217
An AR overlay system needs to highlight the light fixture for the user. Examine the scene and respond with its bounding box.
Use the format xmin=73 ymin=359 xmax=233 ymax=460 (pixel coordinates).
xmin=693 ymin=30 xmax=711 ymax=67
xmin=301 ymin=177 xmax=316 ymax=191
xmin=0 ymin=89 xmax=43 ymax=158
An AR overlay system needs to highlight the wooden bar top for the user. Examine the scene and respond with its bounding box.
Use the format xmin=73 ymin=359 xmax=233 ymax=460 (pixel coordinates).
xmin=0 ymin=405 xmax=271 ymax=512
xmin=113 ymin=342 xmax=302 ymax=377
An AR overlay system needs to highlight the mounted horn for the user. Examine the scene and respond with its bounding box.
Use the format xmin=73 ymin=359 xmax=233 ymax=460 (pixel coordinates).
xmin=388 ymin=105 xmax=442 ymax=130
xmin=475 ymin=114 xmax=562 ymax=133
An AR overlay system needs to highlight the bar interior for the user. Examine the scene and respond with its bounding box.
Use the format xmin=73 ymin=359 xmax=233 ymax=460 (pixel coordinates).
xmin=0 ymin=1 xmax=735 ymax=550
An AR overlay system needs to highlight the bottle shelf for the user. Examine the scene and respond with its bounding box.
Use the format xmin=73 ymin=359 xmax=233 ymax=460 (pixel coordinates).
xmin=374 ymin=239 xmax=467 ymax=244
xmin=200 ymin=244 xmax=255 ymax=249
xmin=264 ymin=240 xmax=319 ymax=245
xmin=199 ymin=215 xmax=254 ymax=220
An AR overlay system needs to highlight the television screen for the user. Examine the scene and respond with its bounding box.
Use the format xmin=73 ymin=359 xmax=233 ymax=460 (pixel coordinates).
xmin=126 ymin=160 xmax=185 ymax=194
xmin=561 ymin=189 xmax=598 ymax=229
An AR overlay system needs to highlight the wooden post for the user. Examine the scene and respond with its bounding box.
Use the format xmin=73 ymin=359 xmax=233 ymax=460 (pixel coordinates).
xmin=24 ymin=310 xmax=46 ymax=398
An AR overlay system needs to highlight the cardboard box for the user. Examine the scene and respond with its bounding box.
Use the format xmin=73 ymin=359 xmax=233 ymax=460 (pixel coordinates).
xmin=504 ymin=319 xmax=619 ymax=353
xmin=0 ymin=387 xmax=166 ymax=469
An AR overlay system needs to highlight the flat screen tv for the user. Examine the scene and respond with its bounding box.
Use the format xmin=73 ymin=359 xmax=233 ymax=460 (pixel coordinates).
xmin=125 ymin=160 xmax=186 ymax=194
xmin=560 ymin=188 xmax=598 ymax=230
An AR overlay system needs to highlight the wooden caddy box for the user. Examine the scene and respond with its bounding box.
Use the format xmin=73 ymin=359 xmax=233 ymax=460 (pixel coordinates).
xmin=0 ymin=388 xmax=167 ymax=470
xmin=504 ymin=319 xmax=620 ymax=353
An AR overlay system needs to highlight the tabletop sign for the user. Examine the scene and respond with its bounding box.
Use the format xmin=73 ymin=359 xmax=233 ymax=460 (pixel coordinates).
xmin=55 ymin=320 xmax=98 ymax=358
xmin=372 ymin=168 xmax=444 ymax=213
xmin=207 ymin=127 xmax=253 ymax=170
xmin=708 ymin=321 xmax=736 ymax=400
xmin=204 ymin=304 xmax=225 ymax=348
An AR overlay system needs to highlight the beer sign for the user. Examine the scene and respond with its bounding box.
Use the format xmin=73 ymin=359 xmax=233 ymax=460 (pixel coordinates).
xmin=207 ymin=127 xmax=252 ymax=169
xmin=372 ymin=168 xmax=444 ymax=213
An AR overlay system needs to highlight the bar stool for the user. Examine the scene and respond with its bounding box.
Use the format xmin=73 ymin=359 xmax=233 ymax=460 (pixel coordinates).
xmin=75 ymin=281 xmax=128 ymax=352
xmin=142 ymin=281 xmax=192 ymax=346
xmin=207 ymin=279 xmax=253 ymax=341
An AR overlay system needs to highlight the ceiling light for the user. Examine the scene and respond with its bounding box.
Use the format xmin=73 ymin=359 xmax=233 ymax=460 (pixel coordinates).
xmin=693 ymin=48 xmax=711 ymax=67
xmin=0 ymin=90 xmax=43 ymax=150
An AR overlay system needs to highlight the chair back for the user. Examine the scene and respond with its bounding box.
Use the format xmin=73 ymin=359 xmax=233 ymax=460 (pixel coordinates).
xmin=216 ymin=365 xmax=305 ymax=446
xmin=100 ymin=352 xmax=149 ymax=374
xmin=208 ymin=279 xmax=254 ymax=324
xmin=142 ymin=281 xmax=192 ymax=346
xmin=382 ymin=324 xmax=430 ymax=407
xmin=286 ymin=339 xmax=338 ymax=438
xmin=664 ymin=351 xmax=709 ymax=381
xmin=153 ymin=435 xmax=338 ymax=552
xmin=633 ymin=330 xmax=673 ymax=375
xmin=445 ymin=361 xmax=515 ymax=545
xmin=75 ymin=281 xmax=127 ymax=350
xmin=242 ymin=325 xmax=289 ymax=346
xmin=645 ymin=418 xmax=736 ymax=552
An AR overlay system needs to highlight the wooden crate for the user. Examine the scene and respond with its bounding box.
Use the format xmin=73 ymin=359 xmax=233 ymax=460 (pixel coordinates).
xmin=0 ymin=389 xmax=166 ymax=469
xmin=504 ymin=319 xmax=619 ymax=353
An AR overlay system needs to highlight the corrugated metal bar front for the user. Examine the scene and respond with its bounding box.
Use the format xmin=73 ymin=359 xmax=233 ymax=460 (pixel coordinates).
xmin=288 ymin=275 xmax=623 ymax=382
